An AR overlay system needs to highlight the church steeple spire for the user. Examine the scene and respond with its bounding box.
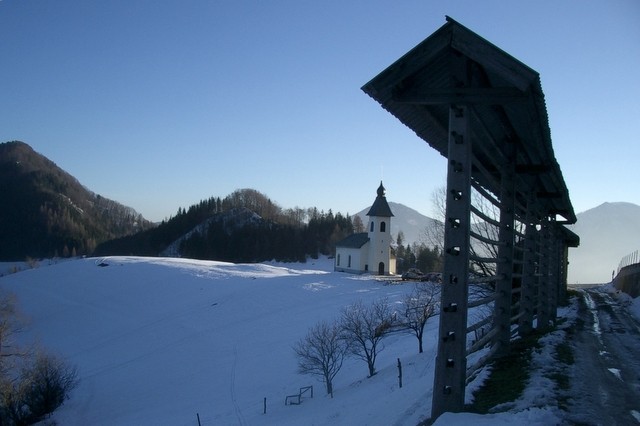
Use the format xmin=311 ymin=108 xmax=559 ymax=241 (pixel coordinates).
xmin=366 ymin=181 xmax=394 ymax=217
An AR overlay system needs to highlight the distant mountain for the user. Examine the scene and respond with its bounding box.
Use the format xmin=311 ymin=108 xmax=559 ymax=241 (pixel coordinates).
xmin=355 ymin=202 xmax=439 ymax=247
xmin=7 ymin=139 xmax=628 ymax=282
xmin=94 ymin=189 xmax=354 ymax=263
xmin=0 ymin=141 xmax=153 ymax=260
xmin=353 ymin=200 xmax=639 ymax=285
xmin=567 ymin=202 xmax=640 ymax=284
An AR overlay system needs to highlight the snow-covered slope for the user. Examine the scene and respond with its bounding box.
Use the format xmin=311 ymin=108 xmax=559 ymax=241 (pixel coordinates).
xmin=1 ymin=257 xmax=598 ymax=425
xmin=568 ymin=202 xmax=640 ymax=284
xmin=1 ymin=257 xmax=437 ymax=425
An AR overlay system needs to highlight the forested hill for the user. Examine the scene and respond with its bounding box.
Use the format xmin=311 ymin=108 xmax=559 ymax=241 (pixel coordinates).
xmin=93 ymin=189 xmax=355 ymax=263
xmin=0 ymin=141 xmax=153 ymax=261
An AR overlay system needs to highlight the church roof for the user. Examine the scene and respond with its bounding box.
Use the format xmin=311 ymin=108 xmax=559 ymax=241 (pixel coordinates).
xmin=336 ymin=232 xmax=369 ymax=248
xmin=366 ymin=182 xmax=394 ymax=217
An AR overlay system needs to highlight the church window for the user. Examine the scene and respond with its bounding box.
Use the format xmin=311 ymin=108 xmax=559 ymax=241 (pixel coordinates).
xmin=380 ymin=221 xmax=386 ymax=232
xmin=370 ymin=221 xmax=374 ymax=232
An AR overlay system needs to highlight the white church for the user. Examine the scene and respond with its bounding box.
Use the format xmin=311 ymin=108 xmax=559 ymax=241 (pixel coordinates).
xmin=334 ymin=182 xmax=397 ymax=275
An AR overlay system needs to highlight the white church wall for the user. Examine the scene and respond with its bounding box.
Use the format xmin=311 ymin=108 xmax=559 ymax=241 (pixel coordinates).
xmin=334 ymin=245 xmax=368 ymax=274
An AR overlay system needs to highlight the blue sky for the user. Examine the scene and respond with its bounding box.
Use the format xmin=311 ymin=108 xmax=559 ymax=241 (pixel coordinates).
xmin=2 ymin=1 xmax=639 ymax=222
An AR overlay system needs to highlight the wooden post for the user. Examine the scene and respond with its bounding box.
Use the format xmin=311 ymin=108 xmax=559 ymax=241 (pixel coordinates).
xmin=263 ymin=397 xmax=267 ymax=414
xmin=548 ymin=222 xmax=559 ymax=321
xmin=560 ymin=240 xmax=570 ymax=301
xmin=519 ymin=202 xmax=538 ymax=336
xmin=537 ymin=219 xmax=551 ymax=329
xmin=494 ymin=141 xmax=516 ymax=357
xmin=431 ymin=101 xmax=472 ymax=419
xmin=397 ymin=358 xmax=403 ymax=388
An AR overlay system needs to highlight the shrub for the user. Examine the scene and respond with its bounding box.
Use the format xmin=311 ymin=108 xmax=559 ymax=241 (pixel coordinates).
xmin=0 ymin=353 xmax=78 ymax=425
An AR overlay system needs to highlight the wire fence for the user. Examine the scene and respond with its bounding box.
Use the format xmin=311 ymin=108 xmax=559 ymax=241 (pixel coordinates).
xmin=617 ymin=250 xmax=640 ymax=274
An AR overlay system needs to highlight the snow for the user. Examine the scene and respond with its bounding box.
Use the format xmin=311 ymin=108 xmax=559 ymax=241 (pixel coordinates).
xmin=0 ymin=256 xmax=638 ymax=425
xmin=601 ymin=282 xmax=640 ymax=323
xmin=631 ymin=298 xmax=640 ymax=322
xmin=1 ymin=257 xmax=434 ymax=425
xmin=433 ymin=303 xmax=581 ymax=426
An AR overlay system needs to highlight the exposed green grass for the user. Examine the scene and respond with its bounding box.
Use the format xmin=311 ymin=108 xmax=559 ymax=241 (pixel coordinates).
xmin=555 ymin=341 xmax=574 ymax=365
xmin=467 ymin=319 xmax=578 ymax=414
xmin=560 ymin=289 xmax=578 ymax=307
xmin=427 ymin=295 xmax=581 ymax=422
xmin=467 ymin=332 xmax=543 ymax=414
xmin=549 ymin=340 xmax=575 ymax=410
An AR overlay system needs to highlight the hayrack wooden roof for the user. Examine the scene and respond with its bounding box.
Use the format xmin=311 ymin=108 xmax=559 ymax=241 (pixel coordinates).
xmin=362 ymin=17 xmax=576 ymax=224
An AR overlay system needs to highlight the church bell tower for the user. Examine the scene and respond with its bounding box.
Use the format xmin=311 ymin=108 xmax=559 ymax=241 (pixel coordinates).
xmin=366 ymin=182 xmax=394 ymax=275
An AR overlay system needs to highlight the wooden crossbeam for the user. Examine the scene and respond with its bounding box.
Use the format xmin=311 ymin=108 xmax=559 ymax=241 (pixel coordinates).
xmin=537 ymin=191 xmax=562 ymax=199
xmin=392 ymin=87 xmax=527 ymax=105
xmin=515 ymin=164 xmax=550 ymax=174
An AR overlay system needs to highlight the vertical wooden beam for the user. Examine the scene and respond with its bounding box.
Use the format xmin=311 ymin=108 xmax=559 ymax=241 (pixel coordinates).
xmin=493 ymin=142 xmax=516 ymax=357
xmin=537 ymin=218 xmax=551 ymax=329
xmin=548 ymin=222 xmax=559 ymax=321
xmin=559 ymin=239 xmax=570 ymax=302
xmin=532 ymin=221 xmax=542 ymax=326
xmin=518 ymin=198 xmax=537 ymax=336
xmin=431 ymin=102 xmax=472 ymax=418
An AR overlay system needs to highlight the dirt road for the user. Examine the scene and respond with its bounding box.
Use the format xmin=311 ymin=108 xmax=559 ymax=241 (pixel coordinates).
xmin=565 ymin=289 xmax=640 ymax=425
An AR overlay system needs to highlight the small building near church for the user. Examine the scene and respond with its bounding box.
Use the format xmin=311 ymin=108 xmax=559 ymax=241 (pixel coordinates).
xmin=334 ymin=182 xmax=396 ymax=275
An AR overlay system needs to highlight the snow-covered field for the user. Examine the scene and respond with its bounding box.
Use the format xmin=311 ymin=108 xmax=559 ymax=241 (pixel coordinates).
xmin=1 ymin=257 xmax=638 ymax=425
xmin=1 ymin=257 xmax=438 ymax=425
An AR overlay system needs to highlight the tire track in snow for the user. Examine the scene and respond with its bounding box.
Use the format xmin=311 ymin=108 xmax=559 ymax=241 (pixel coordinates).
xmin=566 ymin=290 xmax=640 ymax=425
xmin=230 ymin=344 xmax=246 ymax=426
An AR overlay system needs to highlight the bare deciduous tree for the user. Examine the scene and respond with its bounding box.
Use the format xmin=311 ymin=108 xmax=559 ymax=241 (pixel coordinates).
xmin=426 ymin=185 xmax=501 ymax=277
xmin=428 ymin=184 xmax=527 ymax=279
xmin=293 ymin=320 xmax=347 ymax=397
xmin=402 ymin=282 xmax=440 ymax=353
xmin=352 ymin=215 xmax=365 ymax=233
xmin=423 ymin=185 xmax=446 ymax=254
xmin=0 ymin=291 xmax=27 ymax=376
xmin=340 ymin=299 xmax=393 ymax=377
